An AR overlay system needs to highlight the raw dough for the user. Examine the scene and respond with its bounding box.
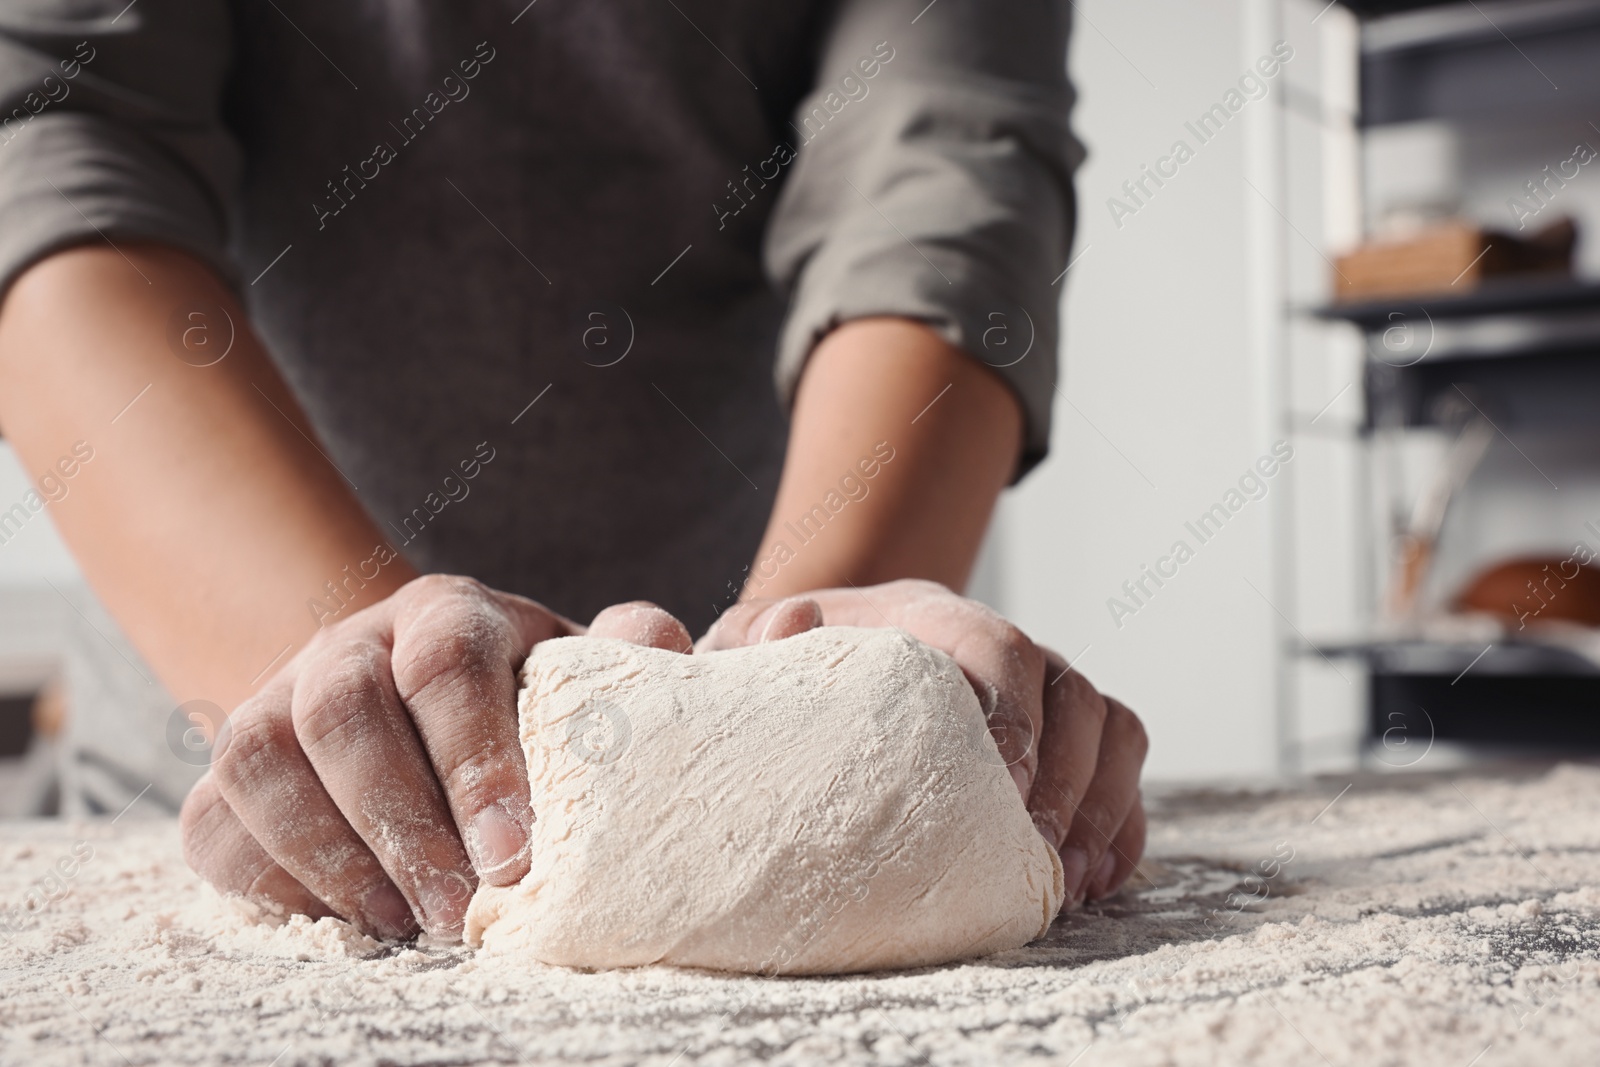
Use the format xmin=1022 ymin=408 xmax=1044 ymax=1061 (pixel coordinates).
xmin=463 ymin=626 xmax=1063 ymax=974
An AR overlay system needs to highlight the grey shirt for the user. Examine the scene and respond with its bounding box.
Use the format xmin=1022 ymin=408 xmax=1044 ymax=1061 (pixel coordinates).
xmin=0 ymin=0 xmax=1079 ymax=637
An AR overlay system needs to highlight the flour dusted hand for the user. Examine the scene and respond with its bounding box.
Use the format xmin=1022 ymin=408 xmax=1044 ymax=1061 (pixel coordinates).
xmin=464 ymin=627 xmax=1065 ymax=974
xmin=179 ymin=580 xmax=693 ymax=941
xmin=703 ymin=580 xmax=1150 ymax=907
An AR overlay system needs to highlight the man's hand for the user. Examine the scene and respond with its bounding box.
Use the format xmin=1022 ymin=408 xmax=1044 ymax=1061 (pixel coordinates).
xmin=179 ymin=576 xmax=691 ymax=939
xmin=701 ymin=580 xmax=1148 ymax=906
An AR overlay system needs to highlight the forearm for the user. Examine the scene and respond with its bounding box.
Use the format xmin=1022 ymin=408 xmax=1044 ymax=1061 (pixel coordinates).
xmin=0 ymin=244 xmax=416 ymax=708
xmin=744 ymin=317 xmax=1023 ymax=600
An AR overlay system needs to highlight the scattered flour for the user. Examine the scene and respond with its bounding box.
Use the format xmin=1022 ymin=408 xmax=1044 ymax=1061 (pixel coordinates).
xmin=3 ymin=764 xmax=1600 ymax=1064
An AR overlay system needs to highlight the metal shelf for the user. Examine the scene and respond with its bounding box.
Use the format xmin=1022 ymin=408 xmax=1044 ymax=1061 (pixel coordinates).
xmin=1356 ymin=0 xmax=1600 ymax=127
xmin=1300 ymin=280 xmax=1600 ymax=431
xmin=1372 ymin=672 xmax=1600 ymax=749
xmin=1304 ymin=636 xmax=1600 ymax=676
xmin=1279 ymin=0 xmax=1600 ymax=761
xmin=1307 ymin=277 xmax=1600 ymax=330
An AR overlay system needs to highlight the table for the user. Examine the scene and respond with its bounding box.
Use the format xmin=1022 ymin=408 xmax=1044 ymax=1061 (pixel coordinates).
xmin=4 ymin=764 xmax=1599 ymax=1065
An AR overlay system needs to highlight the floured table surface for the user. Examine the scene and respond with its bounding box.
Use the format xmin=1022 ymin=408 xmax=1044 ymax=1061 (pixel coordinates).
xmin=4 ymin=764 xmax=1600 ymax=1066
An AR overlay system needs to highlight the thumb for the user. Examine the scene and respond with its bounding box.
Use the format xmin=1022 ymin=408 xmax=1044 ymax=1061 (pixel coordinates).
xmin=587 ymin=601 xmax=694 ymax=653
xmin=696 ymin=595 xmax=824 ymax=653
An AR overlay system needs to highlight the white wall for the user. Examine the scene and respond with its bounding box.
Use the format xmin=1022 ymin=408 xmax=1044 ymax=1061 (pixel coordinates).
xmin=991 ymin=0 xmax=1362 ymax=781
xmin=0 ymin=442 xmax=84 ymax=588
xmin=0 ymin=443 xmax=81 ymax=696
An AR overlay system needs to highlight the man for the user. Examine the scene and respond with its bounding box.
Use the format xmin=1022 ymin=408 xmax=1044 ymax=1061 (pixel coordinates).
xmin=0 ymin=0 xmax=1147 ymax=940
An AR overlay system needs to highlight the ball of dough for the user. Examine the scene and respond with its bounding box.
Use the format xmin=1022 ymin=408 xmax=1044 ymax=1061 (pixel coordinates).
xmin=464 ymin=626 xmax=1063 ymax=974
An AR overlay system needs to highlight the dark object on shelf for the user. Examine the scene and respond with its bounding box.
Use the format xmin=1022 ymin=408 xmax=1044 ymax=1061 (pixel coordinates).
xmin=1341 ymin=640 xmax=1600 ymax=755
xmin=0 ymin=693 xmax=33 ymax=759
xmin=1333 ymin=218 xmax=1576 ymax=303
xmin=1372 ymin=672 xmax=1600 ymax=752
xmin=1452 ymin=556 xmax=1600 ymax=630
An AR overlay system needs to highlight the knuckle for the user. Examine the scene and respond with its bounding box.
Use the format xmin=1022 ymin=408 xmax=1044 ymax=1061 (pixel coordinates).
xmin=1131 ymin=720 xmax=1150 ymax=761
xmin=993 ymin=617 xmax=1029 ymax=650
xmin=211 ymin=705 xmax=298 ymax=792
xmin=980 ymin=612 xmax=1042 ymax=670
xmin=391 ymin=608 xmax=507 ymax=705
xmin=240 ymin=863 xmax=292 ymax=905
xmin=403 ymin=572 xmax=457 ymax=599
xmin=1048 ymin=779 xmax=1080 ymax=820
xmin=1123 ymin=804 xmax=1148 ymax=854
xmin=1073 ymin=797 xmax=1115 ymax=837
xmin=401 ymin=572 xmax=487 ymax=607
xmin=1008 ymin=626 xmax=1046 ymax=683
xmin=1109 ymin=700 xmax=1150 ymax=761
xmin=178 ymin=777 xmax=229 ymax=870
xmin=1081 ymin=687 xmax=1111 ymax=731
xmin=444 ymin=749 xmax=518 ymax=810
xmin=292 ymin=642 xmax=392 ymax=751
xmin=892 ymin=577 xmax=950 ymax=598
xmin=1051 ymin=663 xmax=1106 ymax=719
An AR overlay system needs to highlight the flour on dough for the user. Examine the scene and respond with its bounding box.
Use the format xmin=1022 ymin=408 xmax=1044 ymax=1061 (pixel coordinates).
xmin=464 ymin=626 xmax=1063 ymax=975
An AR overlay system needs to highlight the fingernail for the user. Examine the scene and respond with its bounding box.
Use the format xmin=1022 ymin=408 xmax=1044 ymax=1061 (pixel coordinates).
xmin=1086 ymin=851 xmax=1118 ymax=901
xmin=1059 ymin=847 xmax=1090 ymax=905
xmin=363 ymin=882 xmax=417 ymax=940
xmin=415 ymin=868 xmax=475 ymax=937
xmin=467 ymin=804 xmax=529 ymax=876
xmin=757 ymin=605 xmax=784 ymax=643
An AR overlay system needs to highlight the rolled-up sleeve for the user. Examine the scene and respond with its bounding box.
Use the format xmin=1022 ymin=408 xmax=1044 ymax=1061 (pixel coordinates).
xmin=0 ymin=0 xmax=238 ymax=300
xmin=764 ymin=0 xmax=1082 ymax=479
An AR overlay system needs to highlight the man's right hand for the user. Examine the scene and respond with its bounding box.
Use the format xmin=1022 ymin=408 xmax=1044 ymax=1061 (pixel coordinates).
xmin=179 ymin=576 xmax=692 ymax=940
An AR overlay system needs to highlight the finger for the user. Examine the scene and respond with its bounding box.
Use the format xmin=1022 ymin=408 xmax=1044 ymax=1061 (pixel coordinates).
xmin=1027 ymin=654 xmax=1108 ymax=894
xmin=1086 ymin=797 xmax=1146 ymax=902
xmin=180 ymin=775 xmax=333 ymax=920
xmin=758 ymin=596 xmax=823 ymax=642
xmin=588 ymin=601 xmax=693 ymax=652
xmin=1056 ymin=695 xmax=1149 ymax=906
xmin=292 ymin=633 xmax=477 ymax=939
xmin=912 ymin=598 xmax=1045 ymax=801
xmin=695 ymin=599 xmax=768 ymax=652
xmin=210 ymin=683 xmax=418 ymax=939
xmin=794 ymin=582 xmax=1047 ymax=799
xmin=695 ymin=595 xmax=823 ymax=652
xmin=389 ymin=578 xmax=569 ymax=893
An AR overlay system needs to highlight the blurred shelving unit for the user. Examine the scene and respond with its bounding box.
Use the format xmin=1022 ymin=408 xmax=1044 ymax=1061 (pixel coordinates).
xmin=1289 ymin=0 xmax=1600 ymax=766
